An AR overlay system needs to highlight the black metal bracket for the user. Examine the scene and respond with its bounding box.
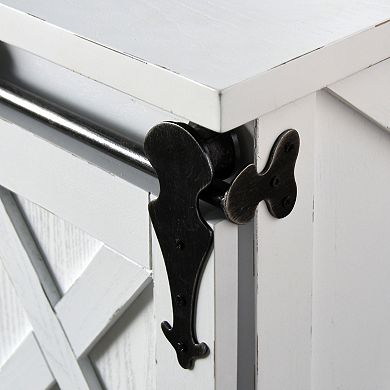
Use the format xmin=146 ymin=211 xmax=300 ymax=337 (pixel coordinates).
xmin=145 ymin=123 xmax=299 ymax=369
xmin=224 ymin=129 xmax=300 ymax=224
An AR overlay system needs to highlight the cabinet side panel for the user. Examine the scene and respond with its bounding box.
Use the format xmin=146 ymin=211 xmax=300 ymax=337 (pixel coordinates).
xmin=312 ymin=91 xmax=390 ymax=390
xmin=256 ymin=94 xmax=315 ymax=390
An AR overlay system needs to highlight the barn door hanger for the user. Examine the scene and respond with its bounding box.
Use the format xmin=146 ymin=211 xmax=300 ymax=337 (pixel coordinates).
xmin=145 ymin=122 xmax=300 ymax=369
xmin=0 ymin=80 xmax=299 ymax=369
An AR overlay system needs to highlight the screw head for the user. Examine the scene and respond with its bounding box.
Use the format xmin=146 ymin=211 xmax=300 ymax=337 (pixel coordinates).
xmin=177 ymin=342 xmax=186 ymax=352
xmin=176 ymin=294 xmax=186 ymax=306
xmin=175 ymin=239 xmax=185 ymax=250
xmin=199 ymin=343 xmax=208 ymax=355
xmin=270 ymin=175 xmax=281 ymax=188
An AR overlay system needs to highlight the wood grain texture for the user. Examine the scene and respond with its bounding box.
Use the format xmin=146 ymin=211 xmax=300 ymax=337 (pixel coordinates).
xmin=0 ymin=187 xmax=98 ymax=389
xmin=16 ymin=195 xmax=103 ymax=295
xmin=256 ymin=94 xmax=316 ymax=390
xmin=0 ymin=260 xmax=31 ymax=367
xmin=0 ymin=334 xmax=55 ymax=390
xmin=0 ymin=191 xmax=153 ymax=390
xmin=0 ymin=243 xmax=153 ymax=390
xmin=312 ymin=91 xmax=390 ymax=390
xmin=90 ymin=284 xmax=155 ymax=390
xmin=56 ymin=246 xmax=152 ymax=357
xmin=327 ymin=58 xmax=390 ymax=131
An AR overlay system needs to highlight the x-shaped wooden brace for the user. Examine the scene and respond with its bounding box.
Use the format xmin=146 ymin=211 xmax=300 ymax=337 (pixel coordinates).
xmin=0 ymin=187 xmax=152 ymax=389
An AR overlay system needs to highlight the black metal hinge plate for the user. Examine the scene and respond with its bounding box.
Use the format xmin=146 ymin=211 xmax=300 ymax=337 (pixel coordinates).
xmin=145 ymin=123 xmax=299 ymax=369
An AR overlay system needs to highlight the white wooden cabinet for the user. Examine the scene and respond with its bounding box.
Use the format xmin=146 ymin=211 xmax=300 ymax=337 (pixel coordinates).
xmin=0 ymin=2 xmax=389 ymax=390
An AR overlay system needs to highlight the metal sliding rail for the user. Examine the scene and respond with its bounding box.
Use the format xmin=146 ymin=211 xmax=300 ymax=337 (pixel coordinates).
xmin=0 ymin=79 xmax=155 ymax=176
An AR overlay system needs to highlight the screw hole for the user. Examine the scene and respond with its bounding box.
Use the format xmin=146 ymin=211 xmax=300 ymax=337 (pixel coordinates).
xmin=270 ymin=176 xmax=280 ymax=188
xmin=175 ymin=239 xmax=185 ymax=250
xmin=176 ymin=294 xmax=186 ymax=306
xmin=177 ymin=342 xmax=186 ymax=352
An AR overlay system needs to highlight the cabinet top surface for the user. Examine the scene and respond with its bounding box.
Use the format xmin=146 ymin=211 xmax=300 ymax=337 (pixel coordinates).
xmin=0 ymin=0 xmax=390 ymax=131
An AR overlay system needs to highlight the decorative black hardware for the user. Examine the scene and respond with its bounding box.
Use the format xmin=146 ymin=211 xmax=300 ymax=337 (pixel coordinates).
xmin=145 ymin=123 xmax=299 ymax=369
xmin=224 ymin=129 xmax=299 ymax=224
xmin=144 ymin=122 xmax=236 ymax=369
xmin=0 ymin=79 xmax=300 ymax=369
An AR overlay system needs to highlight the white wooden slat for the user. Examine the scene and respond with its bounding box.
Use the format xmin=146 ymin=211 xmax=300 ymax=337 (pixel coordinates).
xmin=16 ymin=195 xmax=103 ymax=295
xmin=0 ymin=3 xmax=389 ymax=131
xmin=312 ymin=91 xmax=390 ymax=390
xmin=56 ymin=246 xmax=152 ymax=357
xmin=0 ymin=187 xmax=98 ymax=390
xmin=327 ymin=58 xmax=390 ymax=131
xmin=0 ymin=260 xmax=32 ymax=367
xmin=0 ymin=117 xmax=150 ymax=268
xmin=0 ymin=334 xmax=55 ymax=390
xmin=153 ymin=216 xmax=240 ymax=390
xmin=237 ymin=222 xmax=256 ymax=390
xmin=0 ymin=243 xmax=152 ymax=390
xmin=255 ymin=94 xmax=315 ymax=390
xmin=214 ymin=220 xmax=239 ymax=390
xmin=90 ymin=284 xmax=155 ymax=390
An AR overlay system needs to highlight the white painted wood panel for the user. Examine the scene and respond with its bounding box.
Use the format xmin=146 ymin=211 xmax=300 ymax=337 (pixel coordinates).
xmin=56 ymin=246 xmax=152 ymax=358
xmin=311 ymin=91 xmax=390 ymax=390
xmin=90 ymin=285 xmax=155 ymax=390
xmin=0 ymin=2 xmax=389 ymax=130
xmin=0 ymin=334 xmax=55 ymax=390
xmin=16 ymin=195 xmax=103 ymax=295
xmin=0 ymin=187 xmax=98 ymax=389
xmin=1 ymin=0 xmax=389 ymax=89
xmin=327 ymin=58 xmax=390 ymax=131
xmin=0 ymin=196 xmax=152 ymax=390
xmin=0 ymin=117 xmax=150 ymax=267
xmin=214 ymin=220 xmax=239 ymax=390
xmin=0 ymin=260 xmax=31 ymax=367
xmin=256 ymin=95 xmax=315 ymax=390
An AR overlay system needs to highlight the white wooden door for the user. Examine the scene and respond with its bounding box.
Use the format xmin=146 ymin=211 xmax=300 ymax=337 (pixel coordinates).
xmin=0 ymin=116 xmax=242 ymax=389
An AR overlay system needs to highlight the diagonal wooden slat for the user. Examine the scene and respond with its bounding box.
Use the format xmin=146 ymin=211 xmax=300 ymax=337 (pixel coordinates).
xmin=0 ymin=333 xmax=54 ymax=390
xmin=0 ymin=235 xmax=151 ymax=389
xmin=0 ymin=187 xmax=100 ymax=390
xmin=56 ymin=245 xmax=152 ymax=357
xmin=16 ymin=194 xmax=103 ymax=295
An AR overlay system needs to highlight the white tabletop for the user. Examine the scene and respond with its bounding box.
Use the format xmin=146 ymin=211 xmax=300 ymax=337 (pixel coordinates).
xmin=0 ymin=0 xmax=390 ymax=131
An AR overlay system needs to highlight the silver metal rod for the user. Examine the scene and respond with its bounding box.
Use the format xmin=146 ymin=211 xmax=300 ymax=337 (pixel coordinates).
xmin=0 ymin=79 xmax=227 ymax=210
xmin=0 ymin=79 xmax=156 ymax=176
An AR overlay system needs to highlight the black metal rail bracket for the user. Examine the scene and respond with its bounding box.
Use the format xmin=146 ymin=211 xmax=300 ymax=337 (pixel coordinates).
xmin=145 ymin=122 xmax=300 ymax=369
